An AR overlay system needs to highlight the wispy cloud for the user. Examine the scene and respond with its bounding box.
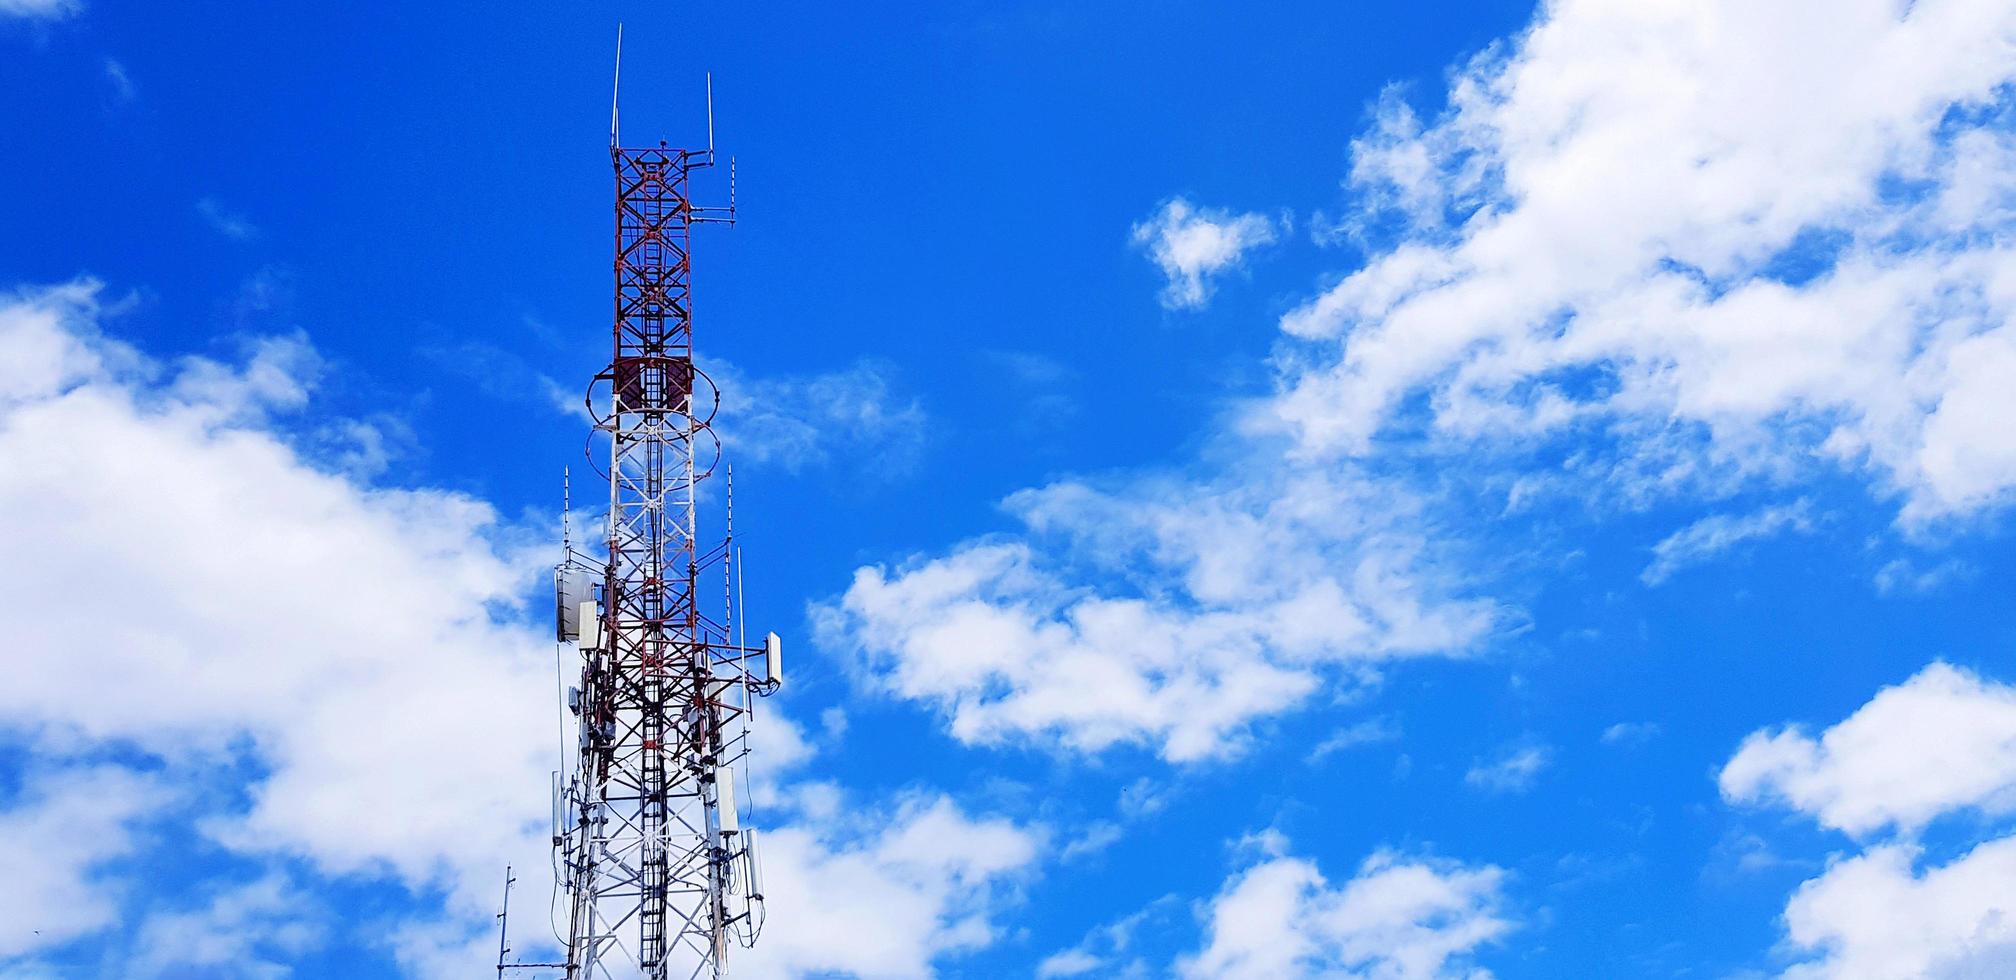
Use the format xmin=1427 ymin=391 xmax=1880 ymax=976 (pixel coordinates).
xmin=1058 ymin=821 xmax=1125 ymax=863
xmin=1038 ymin=895 xmax=1181 ymax=979
xmin=101 ymin=58 xmax=134 ymax=102
xmin=1641 ymin=500 xmax=1814 ymax=586
xmin=421 ymin=338 xmax=928 ymax=477
xmin=1465 ymin=743 xmax=1551 ymax=794
xmin=131 ymin=873 xmax=327 ymax=976
xmin=1874 ymin=556 xmax=1971 ymax=596
xmin=0 ymin=0 xmax=80 ymax=22
xmin=196 ymin=197 xmax=258 ymax=240
xmin=420 ymin=338 xmax=579 ymax=418
xmin=1307 ymin=716 xmax=1401 ymax=763
xmin=981 ymin=349 xmax=1077 ymax=431
xmin=1601 ymin=722 xmax=1660 ymax=747
xmin=711 ymin=357 xmax=929 ymax=475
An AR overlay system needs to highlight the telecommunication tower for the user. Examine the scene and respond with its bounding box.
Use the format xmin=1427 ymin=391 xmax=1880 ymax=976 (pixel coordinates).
xmin=503 ymin=39 xmax=781 ymax=980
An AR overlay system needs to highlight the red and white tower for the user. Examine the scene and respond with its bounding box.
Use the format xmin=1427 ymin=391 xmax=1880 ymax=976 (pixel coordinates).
xmin=543 ymin=73 xmax=779 ymax=980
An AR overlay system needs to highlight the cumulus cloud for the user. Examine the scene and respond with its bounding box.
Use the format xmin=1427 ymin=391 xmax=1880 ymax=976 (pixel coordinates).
xmin=1640 ymin=500 xmax=1814 ymax=586
xmin=736 ymin=793 xmax=1041 ymax=979
xmin=1265 ymin=0 xmax=2016 ymax=523
xmin=1132 ymin=198 xmax=1279 ymax=310
xmin=816 ymin=468 xmax=1496 ymax=762
xmin=1176 ymin=844 xmax=1511 ymax=980
xmin=413 ymin=783 xmax=1043 ymax=980
xmin=818 ymin=0 xmax=2016 ymax=773
xmin=1721 ymin=662 xmax=2016 ymax=836
xmin=1776 ymin=840 xmax=2016 ymax=980
xmin=0 ymin=280 xmax=559 ymax=968
xmin=0 ymin=281 xmax=1036 ymax=977
xmin=1726 ymin=662 xmax=2016 ymax=978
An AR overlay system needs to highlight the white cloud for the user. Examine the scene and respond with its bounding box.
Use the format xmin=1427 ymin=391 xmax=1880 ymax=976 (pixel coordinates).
xmin=1874 ymin=555 xmax=1970 ymax=595
xmin=423 ymin=343 xmax=925 ymax=475
xmin=1058 ymin=777 xmax=1183 ymax=864
xmin=131 ymin=873 xmax=326 ymax=979
xmin=1464 ymin=744 xmax=1550 ymax=794
xmin=816 ymin=0 xmax=2016 ymax=775
xmin=1640 ymin=500 xmax=1814 ymax=585
xmin=0 ymin=0 xmax=79 ymax=21
xmin=1264 ymin=0 xmax=2016 ymax=523
xmin=1059 ymin=821 xmax=1126 ymax=863
xmin=1721 ymin=662 xmax=2016 ymax=837
xmin=1132 ymin=198 xmax=1279 ymax=310
xmin=1036 ymin=947 xmax=1105 ymax=977
xmin=816 ymin=468 xmax=1496 ymax=762
xmin=1176 ymin=844 xmax=1511 ymax=980
xmin=1776 ymin=840 xmax=2016 ymax=980
xmin=0 ymin=765 xmax=167 ymax=959
xmin=1119 ymin=776 xmax=1172 ymax=819
xmin=0 ymin=281 xmax=558 ymax=966
xmin=734 ymin=794 xmax=1042 ymax=980
xmin=0 ymin=282 xmax=1042 ymax=980
xmin=1309 ymin=717 xmax=1403 ymax=763
xmin=1725 ymin=662 xmax=2016 ymax=977
xmin=1038 ymin=897 xmax=1178 ymax=979
xmin=710 ymin=357 xmax=928 ymax=474
xmin=747 ymin=706 xmax=818 ymax=787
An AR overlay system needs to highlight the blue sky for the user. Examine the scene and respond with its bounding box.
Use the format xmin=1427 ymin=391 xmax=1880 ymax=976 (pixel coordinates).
xmin=5 ymin=1 xmax=2016 ymax=978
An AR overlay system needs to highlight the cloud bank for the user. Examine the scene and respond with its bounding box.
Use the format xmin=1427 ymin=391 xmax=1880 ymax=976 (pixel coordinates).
xmin=1267 ymin=0 xmax=2016 ymax=524
xmin=0 ymin=282 xmax=1037 ymax=977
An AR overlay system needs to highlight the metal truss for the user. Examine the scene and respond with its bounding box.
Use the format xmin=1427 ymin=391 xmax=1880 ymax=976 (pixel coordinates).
xmin=538 ymin=143 xmax=773 ymax=980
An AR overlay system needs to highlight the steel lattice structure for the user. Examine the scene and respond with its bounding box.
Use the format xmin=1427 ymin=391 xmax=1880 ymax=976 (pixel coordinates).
xmin=536 ymin=136 xmax=777 ymax=980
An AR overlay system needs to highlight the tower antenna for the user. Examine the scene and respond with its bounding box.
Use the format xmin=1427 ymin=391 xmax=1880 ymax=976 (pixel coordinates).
xmin=498 ymin=41 xmax=781 ymax=980
xmin=610 ymin=24 xmax=624 ymax=148
xmin=494 ymin=865 xmax=564 ymax=977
